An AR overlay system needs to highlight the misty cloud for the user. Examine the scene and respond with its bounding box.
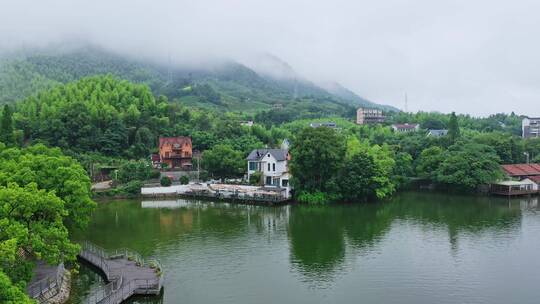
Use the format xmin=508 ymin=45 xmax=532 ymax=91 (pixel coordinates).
xmin=1 ymin=0 xmax=539 ymax=116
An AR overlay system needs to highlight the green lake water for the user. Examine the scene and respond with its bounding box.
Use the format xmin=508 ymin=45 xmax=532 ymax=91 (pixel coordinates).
xmin=68 ymin=192 xmax=540 ymax=304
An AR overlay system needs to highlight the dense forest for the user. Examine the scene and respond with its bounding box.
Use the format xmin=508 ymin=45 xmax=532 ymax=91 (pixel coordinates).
xmin=0 ymin=47 xmax=396 ymax=120
xmin=0 ymin=73 xmax=538 ymax=204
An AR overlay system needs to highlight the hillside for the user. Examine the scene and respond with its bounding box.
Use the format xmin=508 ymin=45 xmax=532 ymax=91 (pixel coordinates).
xmin=0 ymin=46 xmax=397 ymax=117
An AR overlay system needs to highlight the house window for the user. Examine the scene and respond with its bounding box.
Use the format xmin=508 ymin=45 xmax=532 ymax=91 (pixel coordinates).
xmin=273 ymin=163 xmax=276 ymax=171
xmin=282 ymin=179 xmax=289 ymax=187
xmin=268 ymin=163 xmax=270 ymax=171
xmin=249 ymin=162 xmax=257 ymax=171
xmin=266 ymin=176 xmax=272 ymax=185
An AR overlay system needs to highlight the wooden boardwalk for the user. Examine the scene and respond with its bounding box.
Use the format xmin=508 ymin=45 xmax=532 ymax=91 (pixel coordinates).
xmin=78 ymin=241 xmax=164 ymax=304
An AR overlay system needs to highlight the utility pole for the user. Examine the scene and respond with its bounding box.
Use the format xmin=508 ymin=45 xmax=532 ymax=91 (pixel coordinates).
xmin=194 ymin=150 xmax=201 ymax=182
xmin=404 ymin=92 xmax=408 ymax=112
xmin=524 ymin=152 xmax=530 ymax=164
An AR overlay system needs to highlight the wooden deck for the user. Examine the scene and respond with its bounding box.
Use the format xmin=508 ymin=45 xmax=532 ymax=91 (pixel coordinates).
xmin=78 ymin=241 xmax=164 ymax=304
xmin=491 ymin=189 xmax=539 ymax=196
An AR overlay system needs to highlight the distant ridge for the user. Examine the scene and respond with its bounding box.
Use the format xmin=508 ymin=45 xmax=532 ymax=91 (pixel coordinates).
xmin=0 ymin=46 xmax=398 ymax=114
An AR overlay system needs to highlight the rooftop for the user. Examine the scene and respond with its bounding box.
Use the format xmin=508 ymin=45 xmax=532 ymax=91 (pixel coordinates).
xmin=246 ymin=149 xmax=289 ymax=161
xmin=493 ymin=180 xmax=534 ymax=186
xmin=392 ymin=123 xmax=419 ymax=129
xmin=501 ymin=164 xmax=540 ymax=177
xmin=159 ymin=136 xmax=192 ymax=148
xmin=427 ymin=129 xmax=448 ymax=136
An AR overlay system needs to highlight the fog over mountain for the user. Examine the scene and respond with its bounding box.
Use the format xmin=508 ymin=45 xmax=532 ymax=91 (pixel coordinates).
xmin=1 ymin=0 xmax=540 ymax=116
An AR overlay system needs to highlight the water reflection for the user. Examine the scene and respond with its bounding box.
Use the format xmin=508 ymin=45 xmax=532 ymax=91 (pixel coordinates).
xmin=287 ymin=192 xmax=522 ymax=280
xmin=70 ymin=192 xmax=530 ymax=304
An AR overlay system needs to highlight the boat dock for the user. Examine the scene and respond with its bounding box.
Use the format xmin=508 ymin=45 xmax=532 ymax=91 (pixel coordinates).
xmin=491 ymin=180 xmax=540 ymax=197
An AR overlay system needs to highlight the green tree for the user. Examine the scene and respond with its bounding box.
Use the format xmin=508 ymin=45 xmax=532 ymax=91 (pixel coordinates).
xmin=0 ymin=183 xmax=79 ymax=301
xmin=0 ymin=271 xmax=33 ymax=304
xmin=0 ymin=105 xmax=14 ymax=145
xmin=448 ymin=112 xmax=460 ymax=143
xmin=436 ymin=143 xmax=502 ymax=189
xmin=416 ymin=146 xmax=445 ymax=180
xmin=116 ymin=160 xmax=152 ymax=184
xmin=203 ymin=144 xmax=245 ymax=180
xmin=393 ymin=152 xmax=413 ymax=187
xmin=0 ymin=144 xmax=95 ymax=228
xmin=338 ymin=152 xmax=378 ymax=202
xmin=290 ymin=127 xmax=346 ymax=194
xmin=348 ymin=137 xmax=397 ymax=199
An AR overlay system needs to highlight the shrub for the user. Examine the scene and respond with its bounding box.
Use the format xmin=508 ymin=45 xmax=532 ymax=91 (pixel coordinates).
xmin=122 ymin=180 xmax=144 ymax=195
xmin=160 ymin=176 xmax=172 ymax=187
xmin=150 ymin=170 xmax=161 ymax=179
xmin=199 ymin=171 xmax=209 ymax=182
xmin=296 ymin=191 xmax=336 ymax=205
xmin=180 ymin=175 xmax=189 ymax=185
xmin=249 ymin=172 xmax=263 ymax=186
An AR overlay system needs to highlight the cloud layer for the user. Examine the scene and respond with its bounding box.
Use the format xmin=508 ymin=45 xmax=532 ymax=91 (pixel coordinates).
xmin=1 ymin=0 xmax=539 ymax=116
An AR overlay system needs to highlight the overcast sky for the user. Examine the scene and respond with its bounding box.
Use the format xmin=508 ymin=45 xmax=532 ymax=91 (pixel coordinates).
xmin=1 ymin=0 xmax=539 ymax=116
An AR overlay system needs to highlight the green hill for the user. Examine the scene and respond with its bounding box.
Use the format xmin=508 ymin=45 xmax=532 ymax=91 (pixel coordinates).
xmin=0 ymin=46 xmax=397 ymax=117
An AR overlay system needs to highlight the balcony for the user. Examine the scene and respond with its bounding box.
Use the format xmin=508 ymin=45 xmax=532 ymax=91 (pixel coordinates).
xmin=163 ymin=153 xmax=191 ymax=159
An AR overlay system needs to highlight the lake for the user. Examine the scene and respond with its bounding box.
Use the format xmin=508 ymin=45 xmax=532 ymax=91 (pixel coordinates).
xmin=68 ymin=192 xmax=540 ymax=304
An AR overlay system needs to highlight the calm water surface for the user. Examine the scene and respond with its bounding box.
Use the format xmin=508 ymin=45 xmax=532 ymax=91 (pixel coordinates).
xmin=69 ymin=192 xmax=540 ymax=304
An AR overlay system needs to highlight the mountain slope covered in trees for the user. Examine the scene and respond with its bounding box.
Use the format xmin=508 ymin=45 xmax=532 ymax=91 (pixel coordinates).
xmin=0 ymin=46 xmax=397 ymax=115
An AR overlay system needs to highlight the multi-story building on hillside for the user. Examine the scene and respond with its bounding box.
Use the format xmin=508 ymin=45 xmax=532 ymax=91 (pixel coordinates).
xmin=158 ymin=136 xmax=193 ymax=169
xmin=356 ymin=107 xmax=385 ymax=125
xmin=522 ymin=117 xmax=540 ymax=138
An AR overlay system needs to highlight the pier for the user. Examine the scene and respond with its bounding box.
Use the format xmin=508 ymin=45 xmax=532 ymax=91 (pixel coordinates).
xmin=141 ymin=183 xmax=290 ymax=205
xmin=77 ymin=241 xmax=164 ymax=304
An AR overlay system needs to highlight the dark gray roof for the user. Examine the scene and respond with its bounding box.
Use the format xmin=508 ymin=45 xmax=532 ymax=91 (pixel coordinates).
xmin=427 ymin=129 xmax=448 ymax=137
xmin=246 ymin=149 xmax=288 ymax=161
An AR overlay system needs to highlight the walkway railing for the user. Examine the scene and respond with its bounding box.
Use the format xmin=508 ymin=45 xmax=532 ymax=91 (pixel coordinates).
xmin=79 ymin=241 xmax=163 ymax=304
xmin=27 ymin=263 xmax=65 ymax=300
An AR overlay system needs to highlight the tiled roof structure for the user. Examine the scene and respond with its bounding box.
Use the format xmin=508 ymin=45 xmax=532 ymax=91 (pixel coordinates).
xmin=159 ymin=137 xmax=192 ymax=148
xmin=502 ymin=164 xmax=540 ymax=177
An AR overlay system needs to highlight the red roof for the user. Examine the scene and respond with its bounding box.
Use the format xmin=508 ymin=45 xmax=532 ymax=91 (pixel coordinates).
xmin=159 ymin=136 xmax=192 ymax=148
xmin=502 ymin=164 xmax=540 ymax=177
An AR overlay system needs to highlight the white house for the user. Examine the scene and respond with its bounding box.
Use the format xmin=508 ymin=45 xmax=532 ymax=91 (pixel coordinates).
xmin=246 ymin=149 xmax=291 ymax=198
xmin=240 ymin=120 xmax=254 ymax=127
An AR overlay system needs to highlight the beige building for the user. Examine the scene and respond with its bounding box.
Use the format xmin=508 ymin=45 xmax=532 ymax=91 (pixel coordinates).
xmin=522 ymin=117 xmax=540 ymax=138
xmin=356 ymin=107 xmax=385 ymax=125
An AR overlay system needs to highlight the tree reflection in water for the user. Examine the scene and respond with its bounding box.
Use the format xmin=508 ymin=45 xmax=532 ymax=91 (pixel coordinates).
xmin=69 ymin=193 xmax=527 ymax=303
xmin=287 ymin=192 xmax=522 ymax=283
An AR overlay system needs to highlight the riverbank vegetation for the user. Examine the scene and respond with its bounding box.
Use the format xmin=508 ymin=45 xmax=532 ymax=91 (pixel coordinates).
xmin=0 ymin=144 xmax=95 ymax=302
xmin=1 ymin=74 xmax=539 ymax=204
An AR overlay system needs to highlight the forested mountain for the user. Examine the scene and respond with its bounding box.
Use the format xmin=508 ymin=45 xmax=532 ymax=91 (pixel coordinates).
xmin=0 ymin=46 xmax=397 ymax=115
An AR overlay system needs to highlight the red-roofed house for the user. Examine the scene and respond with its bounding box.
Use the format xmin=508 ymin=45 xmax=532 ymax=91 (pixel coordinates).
xmin=159 ymin=136 xmax=193 ymax=169
xmin=391 ymin=123 xmax=420 ymax=133
xmin=501 ymin=164 xmax=540 ymax=177
xmin=493 ymin=163 xmax=540 ymax=196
